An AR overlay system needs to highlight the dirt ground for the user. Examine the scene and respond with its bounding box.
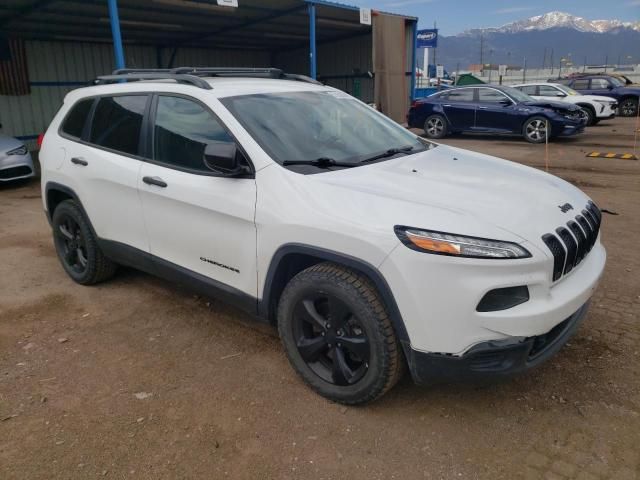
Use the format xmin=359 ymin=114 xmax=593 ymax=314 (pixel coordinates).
xmin=1 ymin=117 xmax=639 ymax=479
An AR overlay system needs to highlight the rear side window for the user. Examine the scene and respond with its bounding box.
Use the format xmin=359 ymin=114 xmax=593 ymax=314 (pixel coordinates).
xmin=153 ymin=95 xmax=234 ymax=172
xmin=90 ymin=95 xmax=147 ymax=156
xmin=61 ymin=98 xmax=94 ymax=138
xmin=447 ymin=89 xmax=474 ymax=102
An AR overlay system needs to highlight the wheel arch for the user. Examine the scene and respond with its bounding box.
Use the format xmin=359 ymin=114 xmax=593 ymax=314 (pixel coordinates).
xmin=45 ymin=182 xmax=98 ymax=237
xmin=575 ymin=102 xmax=595 ymax=114
xmin=259 ymin=244 xmax=410 ymax=345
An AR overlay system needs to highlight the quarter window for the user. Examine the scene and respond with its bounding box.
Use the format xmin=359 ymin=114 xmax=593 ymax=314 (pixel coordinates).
xmin=153 ymin=95 xmax=235 ymax=172
xmin=61 ymin=98 xmax=94 ymax=139
xmin=89 ymin=95 xmax=147 ymax=156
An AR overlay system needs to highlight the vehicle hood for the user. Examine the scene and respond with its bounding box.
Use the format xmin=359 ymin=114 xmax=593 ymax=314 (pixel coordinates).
xmin=618 ymin=86 xmax=640 ymax=94
xmin=578 ymin=94 xmax=617 ymax=103
xmin=522 ymin=100 xmax=579 ymax=111
xmin=0 ymin=133 xmax=24 ymax=154
xmin=306 ymin=145 xmax=591 ymax=252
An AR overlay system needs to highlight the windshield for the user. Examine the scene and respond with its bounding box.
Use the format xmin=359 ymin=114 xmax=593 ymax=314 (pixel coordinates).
xmin=500 ymin=86 xmax=534 ymax=103
xmin=220 ymin=91 xmax=429 ymax=168
xmin=556 ymin=85 xmax=580 ymax=96
xmin=608 ymin=77 xmax=624 ymax=87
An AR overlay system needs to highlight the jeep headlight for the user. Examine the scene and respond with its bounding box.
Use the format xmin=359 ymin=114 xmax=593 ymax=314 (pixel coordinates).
xmin=394 ymin=226 xmax=531 ymax=259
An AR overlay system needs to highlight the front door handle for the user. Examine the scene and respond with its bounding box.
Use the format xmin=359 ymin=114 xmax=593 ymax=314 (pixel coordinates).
xmin=143 ymin=176 xmax=167 ymax=188
xmin=478 ymin=106 xmax=488 ymax=110
xmin=443 ymin=104 xmax=452 ymax=107
xmin=71 ymin=157 xmax=88 ymax=166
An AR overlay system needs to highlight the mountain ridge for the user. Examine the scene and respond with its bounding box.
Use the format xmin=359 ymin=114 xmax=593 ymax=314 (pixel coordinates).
xmin=459 ymin=11 xmax=640 ymax=36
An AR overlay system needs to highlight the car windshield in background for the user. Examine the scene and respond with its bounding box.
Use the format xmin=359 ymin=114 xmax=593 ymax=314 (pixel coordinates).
xmin=608 ymin=77 xmax=624 ymax=87
xmin=221 ymin=91 xmax=429 ymax=167
xmin=500 ymin=86 xmax=534 ymax=103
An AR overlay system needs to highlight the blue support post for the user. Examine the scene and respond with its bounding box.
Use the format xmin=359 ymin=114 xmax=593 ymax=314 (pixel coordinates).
xmin=410 ymin=20 xmax=417 ymax=101
xmin=107 ymin=0 xmax=126 ymax=70
xmin=308 ymin=3 xmax=317 ymax=79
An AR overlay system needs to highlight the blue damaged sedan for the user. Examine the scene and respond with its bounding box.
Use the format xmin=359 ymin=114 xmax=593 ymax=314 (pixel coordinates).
xmin=407 ymin=85 xmax=587 ymax=143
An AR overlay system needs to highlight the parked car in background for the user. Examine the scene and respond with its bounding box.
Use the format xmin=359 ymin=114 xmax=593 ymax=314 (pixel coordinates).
xmin=408 ymin=85 xmax=587 ymax=143
xmin=513 ymin=82 xmax=617 ymax=125
xmin=0 ymin=133 xmax=35 ymax=182
xmin=550 ymin=74 xmax=640 ymax=117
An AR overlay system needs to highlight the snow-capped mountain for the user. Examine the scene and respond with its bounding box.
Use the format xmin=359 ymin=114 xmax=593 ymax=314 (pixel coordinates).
xmin=461 ymin=11 xmax=640 ymax=36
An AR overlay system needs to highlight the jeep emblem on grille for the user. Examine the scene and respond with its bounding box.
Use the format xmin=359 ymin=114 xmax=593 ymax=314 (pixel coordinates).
xmin=558 ymin=203 xmax=574 ymax=213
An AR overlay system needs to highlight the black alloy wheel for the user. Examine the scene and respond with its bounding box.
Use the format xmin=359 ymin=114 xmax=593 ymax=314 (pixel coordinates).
xmin=278 ymin=263 xmax=404 ymax=404
xmin=55 ymin=214 xmax=89 ymax=275
xmin=51 ymin=200 xmax=117 ymax=285
xmin=292 ymin=294 xmax=370 ymax=386
xmin=619 ymin=97 xmax=638 ymax=117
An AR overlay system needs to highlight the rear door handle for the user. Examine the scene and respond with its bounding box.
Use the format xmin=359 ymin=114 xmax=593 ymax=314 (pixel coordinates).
xmin=71 ymin=157 xmax=88 ymax=166
xmin=143 ymin=176 xmax=167 ymax=188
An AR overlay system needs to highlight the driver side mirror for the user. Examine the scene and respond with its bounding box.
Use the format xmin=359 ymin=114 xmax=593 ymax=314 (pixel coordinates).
xmin=554 ymin=92 xmax=566 ymax=97
xmin=203 ymin=141 xmax=250 ymax=177
xmin=499 ymin=98 xmax=512 ymax=106
xmin=607 ymin=85 xmax=614 ymax=90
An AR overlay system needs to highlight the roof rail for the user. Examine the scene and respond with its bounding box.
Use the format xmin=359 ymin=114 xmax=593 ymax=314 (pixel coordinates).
xmin=94 ymin=72 xmax=212 ymax=90
xmin=106 ymin=67 xmax=323 ymax=86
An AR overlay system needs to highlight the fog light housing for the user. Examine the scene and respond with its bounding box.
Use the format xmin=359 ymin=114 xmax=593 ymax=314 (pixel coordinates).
xmin=477 ymin=286 xmax=529 ymax=312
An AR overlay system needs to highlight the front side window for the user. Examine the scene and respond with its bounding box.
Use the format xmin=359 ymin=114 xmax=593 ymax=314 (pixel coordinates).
xmin=89 ymin=95 xmax=147 ymax=156
xmin=591 ymin=78 xmax=610 ymax=89
xmin=518 ymin=85 xmax=538 ymax=96
xmin=539 ymin=85 xmax=562 ymax=96
xmin=61 ymin=98 xmax=94 ymax=138
xmin=221 ymin=91 xmax=428 ymax=168
xmin=478 ymin=89 xmax=509 ymax=103
xmin=153 ymin=95 xmax=234 ymax=172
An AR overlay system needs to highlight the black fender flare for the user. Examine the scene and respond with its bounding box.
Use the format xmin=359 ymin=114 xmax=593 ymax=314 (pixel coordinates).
xmin=260 ymin=243 xmax=410 ymax=345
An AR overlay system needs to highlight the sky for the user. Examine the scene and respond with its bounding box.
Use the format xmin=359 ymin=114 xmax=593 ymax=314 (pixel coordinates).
xmin=344 ymin=0 xmax=640 ymax=35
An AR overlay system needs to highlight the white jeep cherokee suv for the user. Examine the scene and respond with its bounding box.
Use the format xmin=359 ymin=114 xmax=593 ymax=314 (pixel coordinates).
xmin=40 ymin=68 xmax=606 ymax=404
xmin=513 ymin=82 xmax=617 ymax=126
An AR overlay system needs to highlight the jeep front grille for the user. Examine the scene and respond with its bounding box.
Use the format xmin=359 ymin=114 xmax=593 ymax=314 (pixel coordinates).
xmin=542 ymin=201 xmax=601 ymax=281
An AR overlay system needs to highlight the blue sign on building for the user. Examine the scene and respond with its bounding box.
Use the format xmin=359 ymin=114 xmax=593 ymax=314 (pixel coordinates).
xmin=417 ymin=29 xmax=438 ymax=48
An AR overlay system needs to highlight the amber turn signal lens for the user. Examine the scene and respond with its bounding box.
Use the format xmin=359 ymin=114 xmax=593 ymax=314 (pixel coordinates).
xmin=406 ymin=232 xmax=461 ymax=255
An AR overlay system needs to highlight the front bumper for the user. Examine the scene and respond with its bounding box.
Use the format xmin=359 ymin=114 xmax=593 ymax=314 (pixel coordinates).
xmin=555 ymin=119 xmax=585 ymax=137
xmin=0 ymin=151 xmax=36 ymax=182
xmin=407 ymin=301 xmax=589 ymax=385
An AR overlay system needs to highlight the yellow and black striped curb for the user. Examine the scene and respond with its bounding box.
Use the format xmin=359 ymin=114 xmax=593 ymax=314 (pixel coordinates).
xmin=586 ymin=152 xmax=638 ymax=160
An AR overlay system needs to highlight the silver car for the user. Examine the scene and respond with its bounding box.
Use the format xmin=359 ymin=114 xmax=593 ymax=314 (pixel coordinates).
xmin=0 ymin=133 xmax=35 ymax=182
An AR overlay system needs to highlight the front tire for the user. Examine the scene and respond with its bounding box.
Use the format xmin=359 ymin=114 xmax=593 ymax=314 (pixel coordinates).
xmin=619 ymin=97 xmax=638 ymax=117
xmin=277 ymin=263 xmax=404 ymax=405
xmin=578 ymin=106 xmax=595 ymax=126
xmin=423 ymin=114 xmax=448 ymax=139
xmin=52 ymin=200 xmax=117 ymax=285
xmin=523 ymin=116 xmax=549 ymax=144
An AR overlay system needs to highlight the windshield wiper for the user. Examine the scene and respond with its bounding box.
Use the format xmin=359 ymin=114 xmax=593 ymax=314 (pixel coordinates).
xmin=282 ymin=157 xmax=356 ymax=168
xmin=359 ymin=145 xmax=415 ymax=164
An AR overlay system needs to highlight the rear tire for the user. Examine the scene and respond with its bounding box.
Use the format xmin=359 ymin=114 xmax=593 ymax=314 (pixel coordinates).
xmin=423 ymin=114 xmax=448 ymax=139
xmin=523 ymin=116 xmax=549 ymax=144
xmin=619 ymin=97 xmax=638 ymax=117
xmin=52 ymin=200 xmax=117 ymax=285
xmin=277 ymin=262 xmax=404 ymax=405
